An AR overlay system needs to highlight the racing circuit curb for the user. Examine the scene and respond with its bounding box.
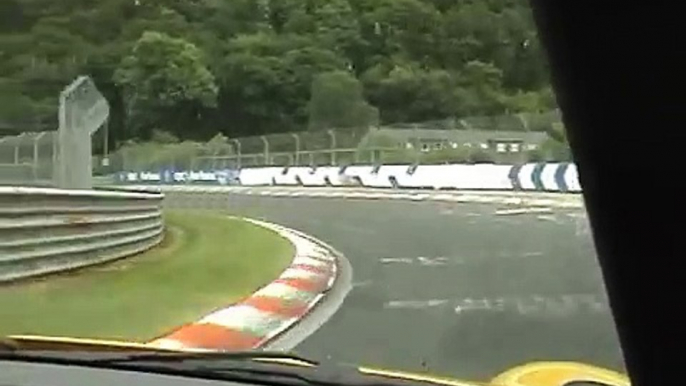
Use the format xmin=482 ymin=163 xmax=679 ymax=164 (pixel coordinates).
xmin=147 ymin=218 xmax=339 ymax=352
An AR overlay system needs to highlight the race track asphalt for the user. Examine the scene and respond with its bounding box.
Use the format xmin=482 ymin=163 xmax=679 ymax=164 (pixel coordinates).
xmin=183 ymin=194 xmax=625 ymax=380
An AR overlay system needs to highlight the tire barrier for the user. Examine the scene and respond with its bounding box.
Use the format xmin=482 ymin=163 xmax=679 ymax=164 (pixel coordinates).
xmin=0 ymin=186 xmax=164 ymax=283
xmin=114 ymin=163 xmax=581 ymax=193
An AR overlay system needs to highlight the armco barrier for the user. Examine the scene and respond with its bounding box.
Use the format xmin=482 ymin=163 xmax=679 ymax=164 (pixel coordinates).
xmin=0 ymin=186 xmax=164 ymax=283
xmin=113 ymin=162 xmax=581 ymax=193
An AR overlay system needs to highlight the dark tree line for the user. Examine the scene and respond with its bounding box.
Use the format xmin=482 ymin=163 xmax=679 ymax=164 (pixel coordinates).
xmin=0 ymin=0 xmax=555 ymax=144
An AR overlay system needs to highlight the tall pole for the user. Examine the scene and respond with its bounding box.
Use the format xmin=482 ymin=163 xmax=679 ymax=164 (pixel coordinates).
xmin=33 ymin=132 xmax=46 ymax=180
xmin=231 ymin=139 xmax=241 ymax=169
xmin=14 ymin=141 xmax=20 ymax=164
xmin=291 ymin=133 xmax=300 ymax=166
xmin=260 ymin=136 xmax=270 ymax=165
xmin=328 ymin=130 xmax=336 ymax=165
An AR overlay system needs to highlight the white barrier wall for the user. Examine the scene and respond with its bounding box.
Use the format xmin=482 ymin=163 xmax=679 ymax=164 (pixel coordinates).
xmin=314 ymin=166 xmax=356 ymax=186
xmin=516 ymin=163 xmax=539 ymax=191
xmin=427 ymin=164 xmax=513 ymax=190
xmin=238 ymin=167 xmax=284 ymax=186
xmin=565 ymin=165 xmax=582 ymax=192
xmin=117 ymin=163 xmax=581 ymax=193
xmin=540 ymin=163 xmax=561 ymax=191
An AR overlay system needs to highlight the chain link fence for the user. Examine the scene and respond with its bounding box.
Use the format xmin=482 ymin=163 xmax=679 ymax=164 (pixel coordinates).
xmin=190 ymin=128 xmax=371 ymax=169
xmin=101 ymin=134 xmax=236 ymax=173
xmin=115 ymin=109 xmax=563 ymax=171
xmin=0 ymin=131 xmax=57 ymax=186
xmin=199 ymin=110 xmax=563 ymax=168
xmin=1 ymin=73 xmax=563 ymax=184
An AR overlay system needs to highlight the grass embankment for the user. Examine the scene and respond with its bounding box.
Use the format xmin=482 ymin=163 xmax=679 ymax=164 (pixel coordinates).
xmin=0 ymin=211 xmax=293 ymax=342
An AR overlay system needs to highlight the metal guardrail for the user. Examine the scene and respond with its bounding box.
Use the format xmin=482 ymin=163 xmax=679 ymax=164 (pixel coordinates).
xmin=0 ymin=186 xmax=164 ymax=283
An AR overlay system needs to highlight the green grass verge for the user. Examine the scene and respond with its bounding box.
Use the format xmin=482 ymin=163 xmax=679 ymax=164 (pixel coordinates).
xmin=0 ymin=211 xmax=294 ymax=342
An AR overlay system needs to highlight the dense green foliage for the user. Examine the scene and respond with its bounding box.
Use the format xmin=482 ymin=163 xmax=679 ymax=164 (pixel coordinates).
xmin=0 ymin=0 xmax=555 ymax=143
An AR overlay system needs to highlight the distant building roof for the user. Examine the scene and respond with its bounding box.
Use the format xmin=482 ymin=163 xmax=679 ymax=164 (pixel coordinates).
xmin=369 ymin=127 xmax=548 ymax=145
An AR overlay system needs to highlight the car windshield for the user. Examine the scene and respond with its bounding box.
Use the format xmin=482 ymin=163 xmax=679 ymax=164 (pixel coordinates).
xmin=0 ymin=0 xmax=626 ymax=385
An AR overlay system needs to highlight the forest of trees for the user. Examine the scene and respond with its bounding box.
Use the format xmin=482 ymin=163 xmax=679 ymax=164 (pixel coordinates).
xmin=0 ymin=0 xmax=556 ymax=144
